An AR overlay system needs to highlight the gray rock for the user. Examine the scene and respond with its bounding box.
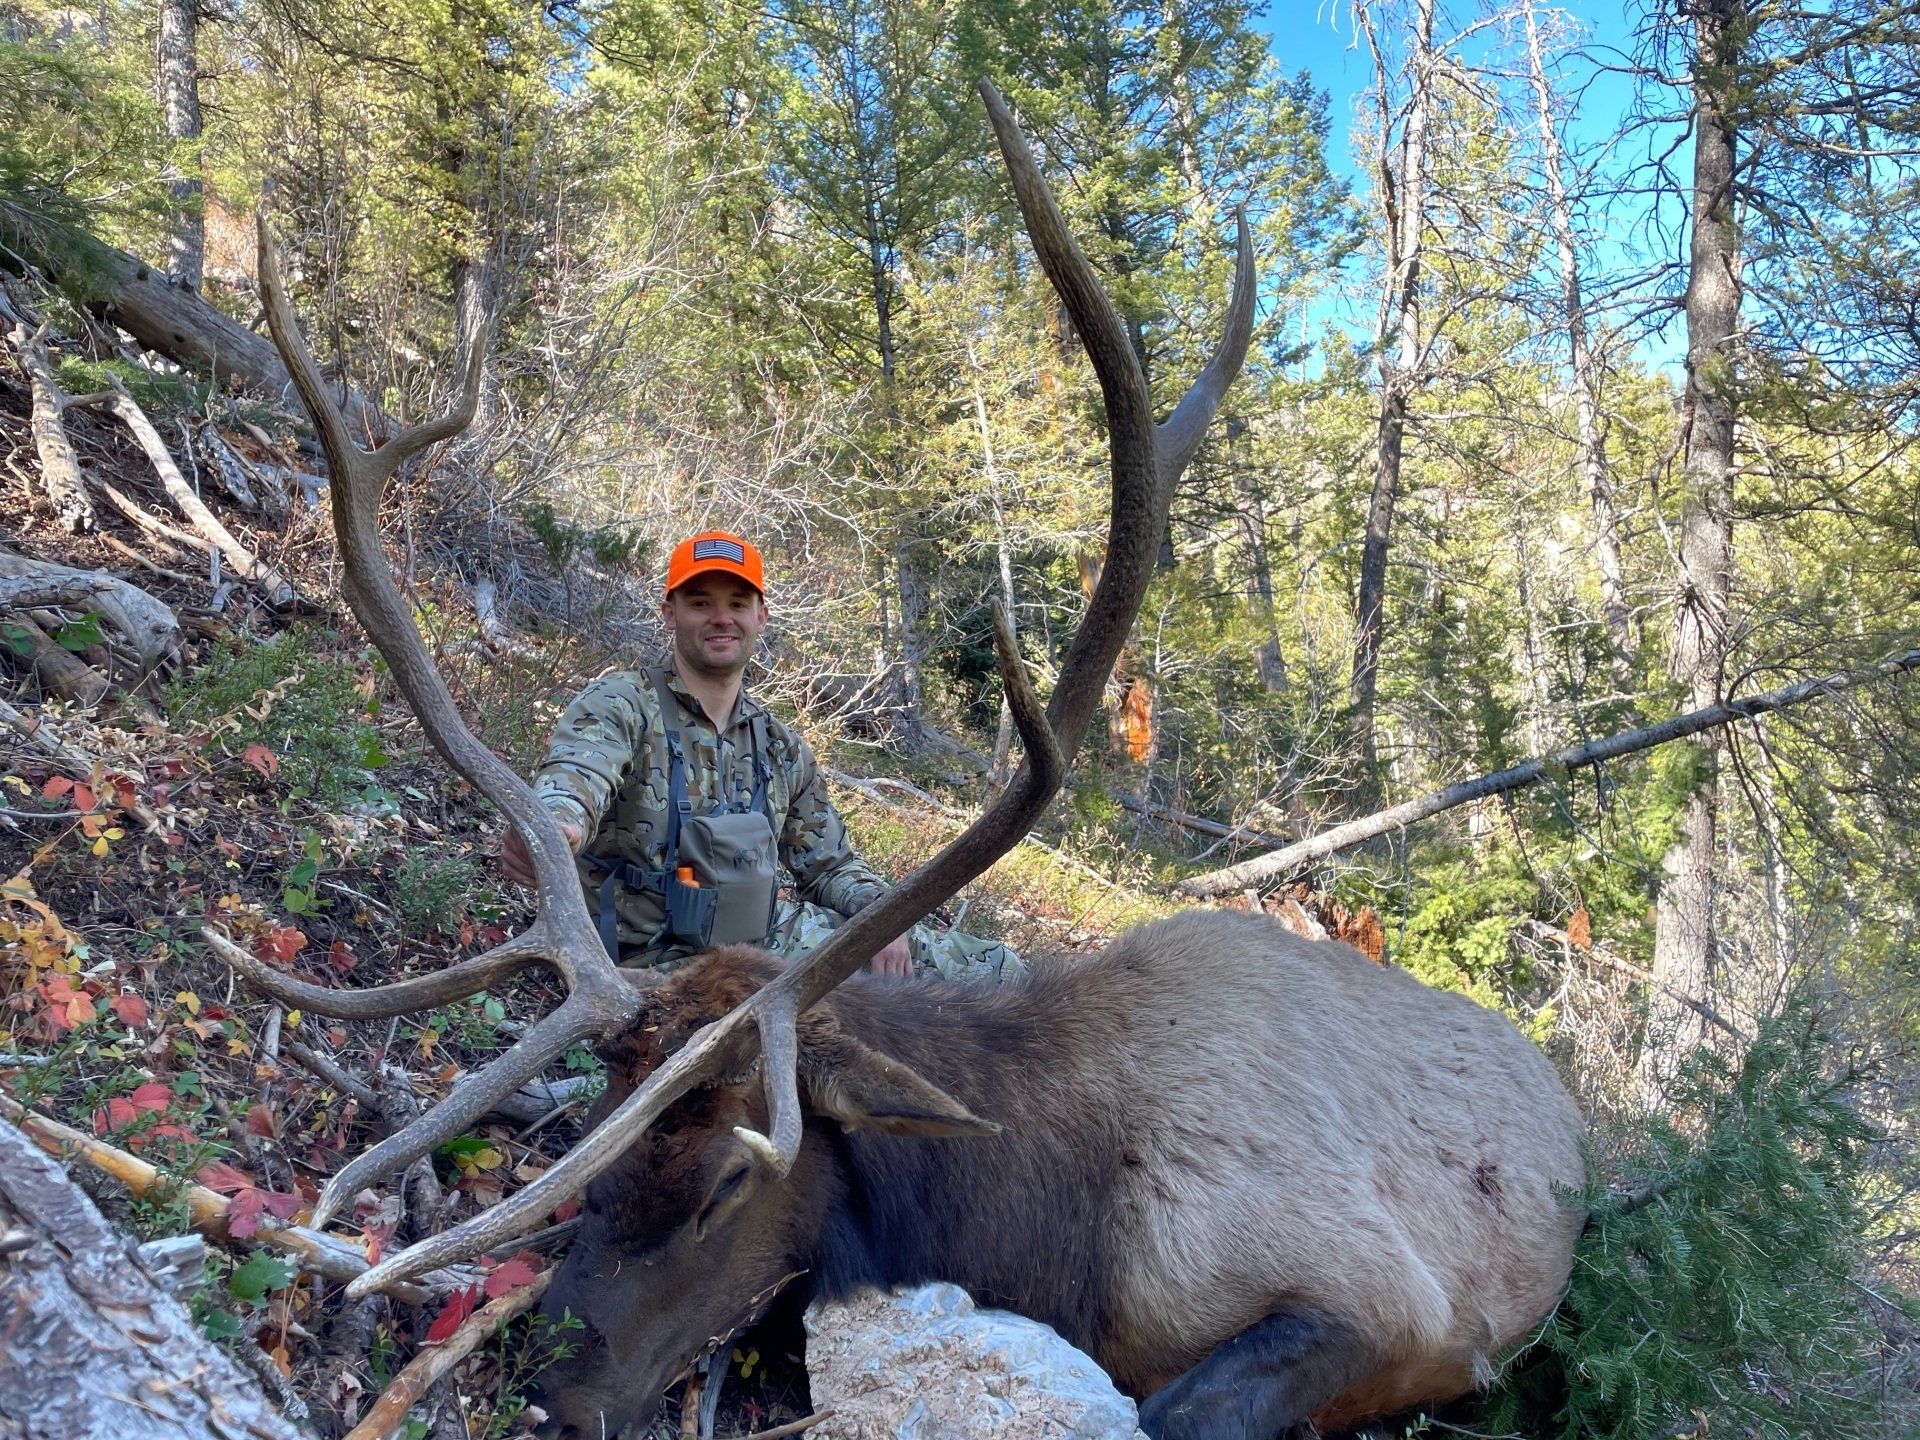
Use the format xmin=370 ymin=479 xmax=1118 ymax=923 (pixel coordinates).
xmin=804 ymin=1282 xmax=1149 ymax=1440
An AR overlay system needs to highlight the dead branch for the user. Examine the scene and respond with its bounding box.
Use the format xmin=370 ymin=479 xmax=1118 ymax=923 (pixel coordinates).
xmin=197 ymin=419 xmax=262 ymax=510
xmin=341 ymin=1272 xmax=552 ymax=1440
xmin=1116 ymin=793 xmax=1287 ymax=849
xmin=5 ymin=321 xmax=93 ymax=531
xmin=3 ymin=611 xmax=113 ymax=708
xmin=1177 ymin=646 xmax=1920 ymax=898
xmin=91 ymin=379 xmax=303 ymax=607
xmin=0 ymin=1095 xmax=462 ymax=1304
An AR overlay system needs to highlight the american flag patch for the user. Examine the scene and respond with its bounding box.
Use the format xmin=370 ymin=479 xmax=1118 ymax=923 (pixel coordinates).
xmin=693 ymin=537 xmax=746 ymax=564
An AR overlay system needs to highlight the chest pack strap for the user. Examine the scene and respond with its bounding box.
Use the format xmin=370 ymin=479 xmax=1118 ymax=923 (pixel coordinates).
xmin=585 ymin=671 xmax=776 ymax=959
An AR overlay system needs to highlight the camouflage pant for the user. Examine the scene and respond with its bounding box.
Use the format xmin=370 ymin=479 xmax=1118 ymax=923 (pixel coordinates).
xmin=624 ymin=897 xmax=1022 ymax=984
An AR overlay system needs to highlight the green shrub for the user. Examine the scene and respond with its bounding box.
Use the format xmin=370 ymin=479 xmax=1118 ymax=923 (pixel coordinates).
xmin=392 ymin=848 xmax=477 ymax=934
xmin=1473 ymin=1009 xmax=1890 ymax=1440
xmin=165 ymin=628 xmax=388 ymax=807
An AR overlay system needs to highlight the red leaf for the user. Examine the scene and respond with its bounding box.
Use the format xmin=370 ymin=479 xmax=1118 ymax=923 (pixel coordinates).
xmin=553 ymin=1197 xmax=582 ymax=1223
xmin=228 ymin=1186 xmax=301 ymax=1239
xmin=214 ymin=833 xmax=241 ymax=859
xmin=242 ymin=744 xmax=280 ymax=778
xmin=244 ymin=1102 xmax=283 ymax=1138
xmin=482 ymin=1254 xmax=539 ymax=1298
xmin=110 ymin=775 xmax=138 ymax=810
xmin=253 ymin=927 xmax=307 ymax=966
xmin=71 ymin=782 xmax=96 ymax=812
xmin=197 ymin=1160 xmax=257 ymax=1194
xmin=327 ymin=940 xmax=359 ymax=973
xmin=130 ymin=1082 xmax=172 ymax=1113
xmin=424 ymin=1285 xmax=482 ymax=1345
xmin=42 ymin=775 xmax=74 ymax=799
xmin=111 ymin=992 xmax=149 ymax=1027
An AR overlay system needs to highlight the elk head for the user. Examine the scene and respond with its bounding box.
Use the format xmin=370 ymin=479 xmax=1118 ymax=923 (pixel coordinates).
xmin=217 ymin=78 xmax=1253 ymax=1317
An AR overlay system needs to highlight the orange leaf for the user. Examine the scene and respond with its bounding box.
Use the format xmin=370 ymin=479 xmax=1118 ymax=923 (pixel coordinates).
xmin=242 ymin=744 xmax=280 ymax=778
xmin=111 ymin=992 xmax=149 ymax=1027
xmin=1567 ymin=906 xmax=1592 ymax=952
xmin=42 ymin=776 xmax=73 ymax=800
xmin=482 ymin=1254 xmax=539 ymax=1298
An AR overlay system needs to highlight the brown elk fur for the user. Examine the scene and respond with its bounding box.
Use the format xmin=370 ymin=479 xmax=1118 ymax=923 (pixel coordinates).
xmin=538 ymin=909 xmax=1586 ymax=1437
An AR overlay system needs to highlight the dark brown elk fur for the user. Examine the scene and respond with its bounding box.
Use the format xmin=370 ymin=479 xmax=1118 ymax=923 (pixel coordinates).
xmin=535 ymin=910 xmax=1587 ymax=1440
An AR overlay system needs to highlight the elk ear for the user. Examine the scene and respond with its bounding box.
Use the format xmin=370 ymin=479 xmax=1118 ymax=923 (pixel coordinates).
xmin=694 ymin=1142 xmax=764 ymax=1241
xmin=797 ymin=1013 xmax=1000 ymax=1138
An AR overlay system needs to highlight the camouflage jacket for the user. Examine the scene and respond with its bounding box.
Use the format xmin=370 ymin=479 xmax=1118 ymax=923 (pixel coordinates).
xmin=532 ymin=667 xmax=888 ymax=954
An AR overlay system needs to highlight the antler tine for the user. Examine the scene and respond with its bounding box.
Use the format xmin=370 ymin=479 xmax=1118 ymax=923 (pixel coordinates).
xmin=345 ymin=993 xmax=763 ymax=1296
xmin=255 ymin=211 xmax=603 ymax=954
xmin=1156 ymin=211 xmax=1257 ymax=484
xmin=308 ymin=993 xmax=614 ymax=1231
xmin=242 ymin=212 xmax=649 ymax=1235
xmin=748 ymin=987 xmax=802 ymax=1176
xmin=200 ymin=925 xmax=557 ymax=1021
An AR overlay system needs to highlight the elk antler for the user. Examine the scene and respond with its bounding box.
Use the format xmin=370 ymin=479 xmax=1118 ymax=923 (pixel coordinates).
xmin=214 ymin=215 xmax=656 ymax=1241
xmin=323 ymin=77 xmax=1257 ymax=1298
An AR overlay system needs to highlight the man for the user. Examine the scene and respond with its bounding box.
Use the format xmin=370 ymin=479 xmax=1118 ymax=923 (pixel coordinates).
xmin=503 ymin=530 xmax=1020 ymax=982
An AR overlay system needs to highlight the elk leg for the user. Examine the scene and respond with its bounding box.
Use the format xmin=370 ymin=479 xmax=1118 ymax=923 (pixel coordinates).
xmin=1136 ymin=1308 xmax=1375 ymax=1440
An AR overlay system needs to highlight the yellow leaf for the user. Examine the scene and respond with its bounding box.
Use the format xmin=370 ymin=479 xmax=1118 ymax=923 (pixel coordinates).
xmin=176 ymin=990 xmax=200 ymax=1015
xmin=227 ymin=1036 xmax=248 ymax=1055
xmin=104 ymin=828 xmax=124 ymax=841
xmin=91 ymin=836 xmax=109 ymax=857
xmin=2 ymin=775 xmax=27 ymax=793
xmin=285 ymin=1009 xmax=302 ymax=1028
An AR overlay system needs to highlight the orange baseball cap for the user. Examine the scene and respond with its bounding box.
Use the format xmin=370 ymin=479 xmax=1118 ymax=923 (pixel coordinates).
xmin=665 ymin=530 xmax=765 ymax=597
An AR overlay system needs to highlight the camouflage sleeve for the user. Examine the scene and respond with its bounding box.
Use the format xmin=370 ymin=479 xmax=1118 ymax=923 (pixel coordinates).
xmin=779 ymin=739 xmax=889 ymax=918
xmin=532 ymin=672 xmax=651 ymax=844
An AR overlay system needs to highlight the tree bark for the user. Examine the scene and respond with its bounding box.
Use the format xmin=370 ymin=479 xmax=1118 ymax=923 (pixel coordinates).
xmin=1175 ymin=645 xmax=1920 ymax=898
xmin=1524 ymin=0 xmax=1633 ymax=687
xmin=0 ymin=1118 xmax=310 ymax=1440
xmin=156 ymin=0 xmax=203 ymax=289
xmin=1349 ymin=0 xmax=1436 ymax=793
xmin=1650 ymin=0 xmax=1742 ymax=1078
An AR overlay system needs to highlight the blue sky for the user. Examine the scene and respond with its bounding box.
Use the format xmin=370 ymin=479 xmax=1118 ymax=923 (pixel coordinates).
xmin=1248 ymin=0 xmax=1685 ymax=370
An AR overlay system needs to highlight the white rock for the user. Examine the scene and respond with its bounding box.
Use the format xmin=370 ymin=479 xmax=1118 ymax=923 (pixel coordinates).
xmin=804 ymin=1282 xmax=1149 ymax=1440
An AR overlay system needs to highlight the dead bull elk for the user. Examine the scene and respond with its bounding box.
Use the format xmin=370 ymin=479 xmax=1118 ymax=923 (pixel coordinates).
xmin=217 ymin=80 xmax=1586 ymax=1440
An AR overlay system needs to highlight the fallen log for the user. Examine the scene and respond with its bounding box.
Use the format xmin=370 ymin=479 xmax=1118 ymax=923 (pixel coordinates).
xmin=0 ymin=1112 xmax=310 ymax=1440
xmin=2 ymin=212 xmax=388 ymax=441
xmin=6 ymin=320 xmax=93 ymax=531
xmin=1176 ymin=645 xmax=1920 ymax=898
xmin=0 ymin=549 xmax=183 ymax=674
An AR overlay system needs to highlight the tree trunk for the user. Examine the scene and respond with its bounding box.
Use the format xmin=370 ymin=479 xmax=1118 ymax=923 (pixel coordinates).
xmin=155 ymin=0 xmax=203 ymax=289
xmin=0 ymin=1120 xmax=308 ymax=1440
xmin=1525 ymin=0 xmax=1632 ymax=687
xmin=1350 ymin=0 xmax=1436 ymax=794
xmin=1649 ymin=0 xmax=1742 ymax=1081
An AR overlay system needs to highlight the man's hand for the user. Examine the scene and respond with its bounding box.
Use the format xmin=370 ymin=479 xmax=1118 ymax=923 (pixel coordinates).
xmin=869 ymin=934 xmax=913 ymax=979
xmin=503 ymin=820 xmax=583 ymax=887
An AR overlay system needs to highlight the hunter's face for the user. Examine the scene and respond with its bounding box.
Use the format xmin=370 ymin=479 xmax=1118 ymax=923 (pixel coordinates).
xmin=661 ymin=573 xmax=767 ymax=678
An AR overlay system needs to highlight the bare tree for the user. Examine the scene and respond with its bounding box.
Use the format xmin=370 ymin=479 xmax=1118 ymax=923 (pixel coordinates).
xmin=1522 ymin=0 xmax=1633 ymax=688
xmin=1350 ymin=0 xmax=1438 ymax=794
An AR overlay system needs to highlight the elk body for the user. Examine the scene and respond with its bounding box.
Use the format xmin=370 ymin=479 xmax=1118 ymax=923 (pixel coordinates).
xmin=228 ymin=74 xmax=1582 ymax=1440
xmin=533 ymin=914 xmax=1586 ymax=1440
